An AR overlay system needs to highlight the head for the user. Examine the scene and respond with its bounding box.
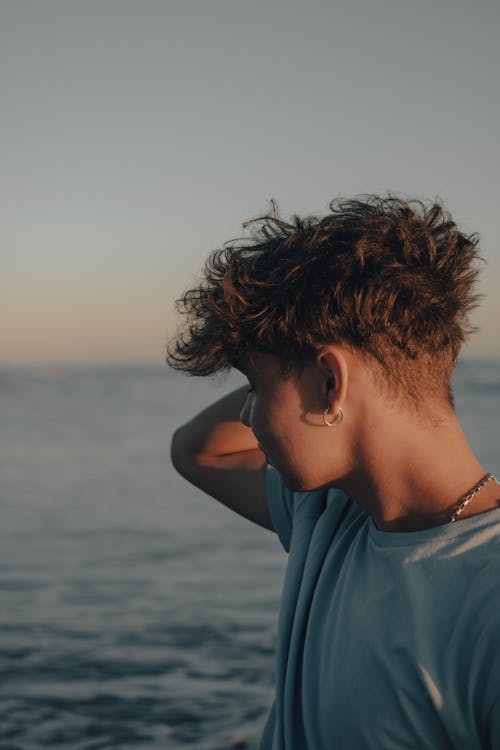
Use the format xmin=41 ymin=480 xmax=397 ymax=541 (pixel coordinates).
xmin=234 ymin=343 xmax=366 ymax=491
xmin=168 ymin=194 xmax=482 ymax=417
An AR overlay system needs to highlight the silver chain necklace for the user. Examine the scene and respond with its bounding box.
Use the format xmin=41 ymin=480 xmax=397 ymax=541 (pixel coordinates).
xmin=450 ymin=472 xmax=500 ymax=523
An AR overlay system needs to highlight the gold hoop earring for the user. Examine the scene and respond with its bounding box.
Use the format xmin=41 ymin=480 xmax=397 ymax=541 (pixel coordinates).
xmin=323 ymin=407 xmax=344 ymax=427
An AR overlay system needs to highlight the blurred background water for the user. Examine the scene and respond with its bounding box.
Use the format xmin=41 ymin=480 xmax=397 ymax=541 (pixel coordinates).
xmin=1 ymin=359 xmax=499 ymax=750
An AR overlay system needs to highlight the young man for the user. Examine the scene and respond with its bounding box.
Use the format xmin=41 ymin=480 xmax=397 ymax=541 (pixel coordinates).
xmin=169 ymin=196 xmax=500 ymax=749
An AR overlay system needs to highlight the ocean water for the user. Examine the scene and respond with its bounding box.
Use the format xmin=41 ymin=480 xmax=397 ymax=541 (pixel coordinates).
xmin=1 ymin=359 xmax=499 ymax=749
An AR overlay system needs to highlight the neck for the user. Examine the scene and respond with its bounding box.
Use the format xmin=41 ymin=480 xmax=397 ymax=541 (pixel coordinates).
xmin=339 ymin=409 xmax=499 ymax=532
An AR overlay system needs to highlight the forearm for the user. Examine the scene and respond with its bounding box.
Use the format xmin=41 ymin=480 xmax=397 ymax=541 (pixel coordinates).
xmin=171 ymin=386 xmax=257 ymax=468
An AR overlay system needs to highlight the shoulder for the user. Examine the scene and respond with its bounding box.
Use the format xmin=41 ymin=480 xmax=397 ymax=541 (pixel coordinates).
xmin=266 ymin=464 xmax=366 ymax=552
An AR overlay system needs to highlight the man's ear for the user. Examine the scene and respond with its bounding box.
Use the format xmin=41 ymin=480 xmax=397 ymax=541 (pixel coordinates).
xmin=315 ymin=346 xmax=349 ymax=410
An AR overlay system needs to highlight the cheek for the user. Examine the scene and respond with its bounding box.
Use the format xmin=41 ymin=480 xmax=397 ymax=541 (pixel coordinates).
xmin=250 ymin=402 xmax=282 ymax=449
xmin=247 ymin=401 xmax=266 ymax=442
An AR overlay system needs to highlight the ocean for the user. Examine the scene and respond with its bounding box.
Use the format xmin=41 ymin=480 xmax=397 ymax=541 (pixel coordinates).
xmin=1 ymin=359 xmax=499 ymax=749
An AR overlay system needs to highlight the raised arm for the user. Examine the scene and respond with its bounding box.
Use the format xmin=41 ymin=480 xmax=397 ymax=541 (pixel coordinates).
xmin=170 ymin=386 xmax=273 ymax=531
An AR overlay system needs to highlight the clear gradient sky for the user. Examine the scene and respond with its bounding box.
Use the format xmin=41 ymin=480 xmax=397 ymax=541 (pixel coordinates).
xmin=2 ymin=0 xmax=499 ymax=367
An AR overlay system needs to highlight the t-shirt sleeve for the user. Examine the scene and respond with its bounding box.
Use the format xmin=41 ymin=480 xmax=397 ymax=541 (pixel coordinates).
xmin=265 ymin=464 xmax=295 ymax=553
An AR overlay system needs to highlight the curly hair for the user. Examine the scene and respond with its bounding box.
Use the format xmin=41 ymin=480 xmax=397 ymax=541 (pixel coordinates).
xmin=167 ymin=195 xmax=482 ymax=407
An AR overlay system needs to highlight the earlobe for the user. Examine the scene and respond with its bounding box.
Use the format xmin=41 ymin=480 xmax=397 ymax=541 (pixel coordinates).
xmin=323 ymin=407 xmax=344 ymax=427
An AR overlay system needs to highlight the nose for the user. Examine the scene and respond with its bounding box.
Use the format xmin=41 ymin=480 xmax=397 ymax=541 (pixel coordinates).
xmin=240 ymin=392 xmax=252 ymax=428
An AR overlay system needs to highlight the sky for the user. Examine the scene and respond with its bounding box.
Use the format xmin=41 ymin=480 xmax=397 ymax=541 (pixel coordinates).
xmin=2 ymin=0 xmax=499 ymax=367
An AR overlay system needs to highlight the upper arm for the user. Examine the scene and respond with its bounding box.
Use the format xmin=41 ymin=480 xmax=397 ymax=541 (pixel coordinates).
xmin=171 ymin=435 xmax=274 ymax=532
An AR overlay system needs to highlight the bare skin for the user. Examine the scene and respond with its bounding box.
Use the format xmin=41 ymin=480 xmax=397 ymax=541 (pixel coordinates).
xmin=171 ymin=345 xmax=500 ymax=533
xmin=171 ymin=385 xmax=270 ymax=530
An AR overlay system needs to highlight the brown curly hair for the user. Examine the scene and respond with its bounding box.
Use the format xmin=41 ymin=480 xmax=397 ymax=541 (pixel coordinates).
xmin=167 ymin=195 xmax=482 ymax=407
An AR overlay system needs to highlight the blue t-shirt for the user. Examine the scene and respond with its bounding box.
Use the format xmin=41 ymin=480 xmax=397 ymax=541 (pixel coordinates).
xmin=258 ymin=465 xmax=500 ymax=750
